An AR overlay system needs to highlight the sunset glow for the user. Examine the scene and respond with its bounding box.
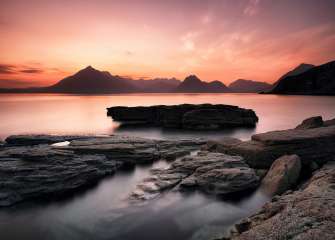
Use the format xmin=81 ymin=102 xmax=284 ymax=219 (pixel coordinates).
xmin=1 ymin=0 xmax=335 ymax=87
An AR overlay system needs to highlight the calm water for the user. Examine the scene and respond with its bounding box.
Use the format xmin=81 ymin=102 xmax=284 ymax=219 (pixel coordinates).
xmin=0 ymin=93 xmax=334 ymax=240
xmin=0 ymin=93 xmax=335 ymax=140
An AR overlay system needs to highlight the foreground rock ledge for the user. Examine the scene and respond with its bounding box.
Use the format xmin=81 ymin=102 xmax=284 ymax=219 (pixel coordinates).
xmin=0 ymin=134 xmax=205 ymax=207
xmin=232 ymin=162 xmax=335 ymax=240
xmin=107 ymin=104 xmax=258 ymax=130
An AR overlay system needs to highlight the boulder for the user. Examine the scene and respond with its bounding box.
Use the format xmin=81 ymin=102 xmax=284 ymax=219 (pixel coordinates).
xmin=295 ymin=116 xmax=323 ymax=129
xmin=232 ymin=162 xmax=335 ymax=240
xmin=261 ymin=155 xmax=301 ymax=196
xmin=107 ymin=104 xmax=258 ymax=130
xmin=130 ymin=152 xmax=259 ymax=200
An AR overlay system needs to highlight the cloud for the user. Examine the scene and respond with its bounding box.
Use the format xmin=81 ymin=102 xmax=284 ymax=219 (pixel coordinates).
xmin=19 ymin=68 xmax=44 ymax=74
xmin=0 ymin=64 xmax=16 ymax=74
xmin=181 ymin=31 xmax=199 ymax=52
xmin=0 ymin=63 xmax=44 ymax=74
xmin=243 ymin=0 xmax=261 ymax=16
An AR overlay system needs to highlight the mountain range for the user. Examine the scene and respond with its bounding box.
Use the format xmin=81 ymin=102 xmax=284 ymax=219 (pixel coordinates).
xmin=228 ymin=79 xmax=272 ymax=93
xmin=0 ymin=60 xmax=334 ymax=95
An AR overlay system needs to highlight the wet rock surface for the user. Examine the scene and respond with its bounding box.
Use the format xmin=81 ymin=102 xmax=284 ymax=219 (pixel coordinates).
xmin=0 ymin=135 xmax=205 ymax=207
xmin=107 ymin=104 xmax=258 ymax=130
xmin=131 ymin=151 xmax=259 ymax=201
xmin=232 ymin=162 xmax=335 ymax=240
xmin=207 ymin=118 xmax=335 ymax=169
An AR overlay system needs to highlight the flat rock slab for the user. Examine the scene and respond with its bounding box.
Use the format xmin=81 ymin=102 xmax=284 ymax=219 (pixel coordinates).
xmin=107 ymin=104 xmax=258 ymax=130
xmin=0 ymin=134 xmax=205 ymax=207
xmin=207 ymin=123 xmax=335 ymax=169
xmin=130 ymin=151 xmax=259 ymax=201
xmin=232 ymin=162 xmax=335 ymax=240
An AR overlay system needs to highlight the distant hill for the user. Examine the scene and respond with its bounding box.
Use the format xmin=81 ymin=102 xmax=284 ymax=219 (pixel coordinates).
xmin=46 ymin=66 xmax=136 ymax=93
xmin=175 ymin=75 xmax=229 ymax=93
xmin=272 ymin=63 xmax=315 ymax=87
xmin=129 ymin=78 xmax=181 ymax=92
xmin=269 ymin=60 xmax=335 ymax=95
xmin=228 ymin=79 xmax=272 ymax=93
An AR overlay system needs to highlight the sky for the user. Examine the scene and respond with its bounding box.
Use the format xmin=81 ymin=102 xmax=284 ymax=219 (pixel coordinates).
xmin=1 ymin=0 xmax=335 ymax=88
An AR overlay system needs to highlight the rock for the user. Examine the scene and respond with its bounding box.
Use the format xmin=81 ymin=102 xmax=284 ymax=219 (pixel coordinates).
xmin=130 ymin=152 xmax=259 ymax=200
xmin=0 ymin=134 xmax=204 ymax=207
xmin=295 ymin=116 xmax=323 ymax=129
xmin=5 ymin=134 xmax=91 ymax=146
xmin=231 ymin=162 xmax=335 ymax=240
xmin=210 ymin=123 xmax=335 ymax=169
xmin=202 ymin=138 xmax=242 ymax=152
xmin=107 ymin=104 xmax=258 ymax=130
xmin=261 ymin=155 xmax=301 ymax=196
xmin=324 ymin=118 xmax=335 ymax=127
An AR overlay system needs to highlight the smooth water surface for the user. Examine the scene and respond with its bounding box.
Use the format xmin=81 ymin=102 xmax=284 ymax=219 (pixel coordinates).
xmin=0 ymin=93 xmax=334 ymax=140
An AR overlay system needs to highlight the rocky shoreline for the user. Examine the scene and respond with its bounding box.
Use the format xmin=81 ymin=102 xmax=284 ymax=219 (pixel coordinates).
xmin=0 ymin=116 xmax=334 ymax=239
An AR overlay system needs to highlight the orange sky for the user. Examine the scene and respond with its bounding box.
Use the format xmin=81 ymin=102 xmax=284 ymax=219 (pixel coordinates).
xmin=1 ymin=0 xmax=335 ymax=88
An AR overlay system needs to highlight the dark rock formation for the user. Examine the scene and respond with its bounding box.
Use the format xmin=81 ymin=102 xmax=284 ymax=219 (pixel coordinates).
xmin=269 ymin=60 xmax=335 ymax=95
xmin=0 ymin=135 xmax=205 ymax=207
xmin=204 ymin=117 xmax=335 ymax=169
xmin=261 ymin=155 xmax=301 ymax=196
xmin=232 ymin=162 xmax=335 ymax=240
xmin=107 ymin=104 xmax=258 ymax=130
xmin=228 ymin=79 xmax=272 ymax=93
xmin=295 ymin=116 xmax=324 ymax=129
xmin=130 ymin=151 xmax=259 ymax=201
xmin=175 ymin=75 xmax=230 ymax=93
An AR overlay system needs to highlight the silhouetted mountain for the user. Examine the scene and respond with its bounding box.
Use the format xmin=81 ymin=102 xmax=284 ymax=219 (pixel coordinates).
xmin=269 ymin=60 xmax=335 ymax=95
xmin=272 ymin=63 xmax=315 ymax=87
xmin=128 ymin=78 xmax=181 ymax=92
xmin=229 ymin=79 xmax=272 ymax=93
xmin=46 ymin=66 xmax=136 ymax=93
xmin=175 ymin=75 xmax=229 ymax=93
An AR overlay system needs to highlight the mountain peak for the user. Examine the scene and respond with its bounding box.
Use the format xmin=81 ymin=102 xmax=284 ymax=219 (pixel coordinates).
xmin=184 ymin=75 xmax=201 ymax=83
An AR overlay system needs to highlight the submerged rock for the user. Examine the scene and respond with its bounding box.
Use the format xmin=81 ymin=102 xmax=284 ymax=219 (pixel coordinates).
xmin=107 ymin=104 xmax=258 ymax=130
xmin=0 ymin=135 xmax=205 ymax=207
xmin=261 ymin=155 xmax=301 ymax=196
xmin=130 ymin=151 xmax=259 ymax=200
xmin=232 ymin=162 xmax=335 ymax=240
xmin=207 ymin=117 xmax=335 ymax=169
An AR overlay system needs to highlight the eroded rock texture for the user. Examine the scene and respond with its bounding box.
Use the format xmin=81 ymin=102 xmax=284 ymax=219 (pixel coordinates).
xmin=232 ymin=162 xmax=335 ymax=240
xmin=131 ymin=151 xmax=259 ymax=201
xmin=0 ymin=135 xmax=205 ymax=207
